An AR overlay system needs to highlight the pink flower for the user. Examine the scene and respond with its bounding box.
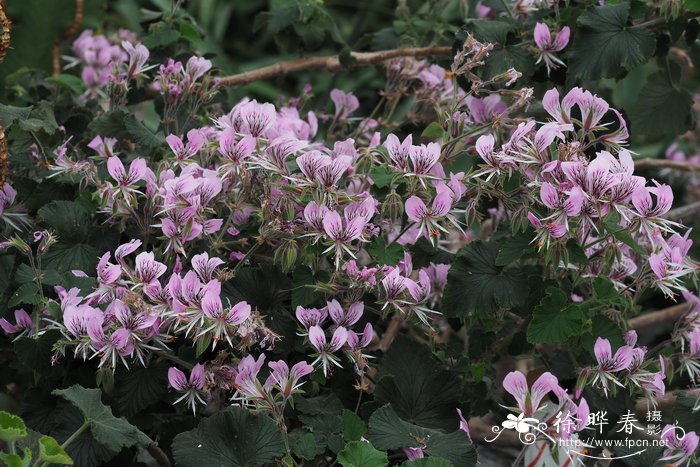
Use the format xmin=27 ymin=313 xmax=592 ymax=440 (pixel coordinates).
xmin=191 ymin=252 xmax=224 ymax=282
xmin=534 ymin=23 xmax=570 ymax=74
xmin=265 ymin=360 xmax=313 ymax=399
xmin=0 ymin=309 xmax=32 ymax=334
xmin=503 ymin=371 xmax=558 ymax=416
xmin=121 ymin=41 xmax=149 ymax=78
xmin=134 ymin=252 xmax=167 ymax=286
xmin=326 ymin=300 xmax=364 ymax=328
xmin=107 ymin=156 xmax=147 ymax=187
xmin=632 ymin=182 xmax=673 ymax=218
xmin=594 ymin=337 xmax=633 ymax=372
xmin=308 ymin=325 xmax=348 ymax=376
xmin=405 ymin=185 xmax=453 ymax=243
xmin=346 ymin=323 xmax=373 ymax=351
xmin=661 ymin=425 xmax=699 ymax=465
xmin=168 ymin=363 xmax=206 ymax=414
xmin=166 ymin=130 xmax=205 ymax=162
xmin=295 ymin=306 xmax=328 ymax=334
xmin=385 ymin=134 xmax=413 ymax=170
xmin=330 ymin=89 xmax=359 ymax=120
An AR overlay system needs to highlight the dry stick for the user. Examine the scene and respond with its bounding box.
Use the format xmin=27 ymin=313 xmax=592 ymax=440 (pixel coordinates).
xmin=377 ymin=314 xmax=404 ymax=352
xmin=634 ymin=158 xmax=700 ymax=172
xmin=146 ymin=443 xmax=172 ymax=467
xmin=218 ymin=46 xmax=453 ymax=87
xmin=52 ymin=0 xmax=84 ymax=76
xmin=628 ymin=303 xmax=691 ymax=331
xmin=664 ymin=199 xmax=700 ymax=222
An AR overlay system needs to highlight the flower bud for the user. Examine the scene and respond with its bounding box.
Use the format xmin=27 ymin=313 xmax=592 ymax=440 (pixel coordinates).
xmin=274 ymin=238 xmax=299 ymax=272
xmin=381 ymin=190 xmax=404 ymax=222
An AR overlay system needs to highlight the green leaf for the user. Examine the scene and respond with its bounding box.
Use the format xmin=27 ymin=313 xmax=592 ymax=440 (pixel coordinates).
xmin=0 ymin=450 xmax=31 ymax=467
xmin=38 ymin=201 xmax=90 ymax=242
xmin=45 ymin=74 xmax=86 ymax=94
xmin=367 ymin=406 xmax=476 ymax=466
xmin=123 ymin=114 xmax=163 ymax=151
xmin=0 ymin=255 xmax=15 ymax=294
xmin=19 ymin=101 xmax=58 ymax=134
xmin=113 ymin=363 xmax=168 ymax=417
xmin=291 ymin=266 xmax=329 ymax=308
xmin=8 ymin=282 xmax=42 ymax=307
xmin=89 ymin=109 xmax=129 ymax=139
xmin=374 ymin=336 xmax=461 ymax=431
xmin=685 ymin=0 xmax=700 ymax=12
xmin=52 ymin=385 xmax=150 ymax=453
xmin=472 ymin=20 xmax=512 ymax=44
xmin=602 ymin=212 xmax=646 ymax=255
xmin=484 ymin=46 xmax=533 ymax=80
xmin=342 ymin=410 xmax=366 ymax=442
xmin=0 ymin=411 xmax=28 ymax=443
xmin=290 ymin=431 xmax=325 ymax=460
xmin=527 ymin=288 xmax=587 ymax=344
xmin=593 ymin=277 xmax=624 ymax=305
xmin=367 ymin=237 xmax=404 ymax=266
xmin=495 ymin=230 xmax=535 ymax=266
xmin=142 ymin=22 xmax=181 ymax=48
xmin=39 ymin=435 xmax=74 ymax=465
xmin=369 ymin=165 xmax=394 ymax=189
xmin=223 ymin=265 xmax=291 ymax=313
xmin=15 ymin=264 xmax=61 ymax=286
xmin=442 ymin=241 xmax=529 ymax=321
xmin=13 ymin=331 xmax=61 ymax=376
xmin=172 ymin=407 xmax=285 ymax=467
xmin=42 ymin=243 xmax=99 ymax=274
xmin=337 ymin=441 xmax=388 ymax=467
xmin=568 ymin=4 xmax=656 ymax=79
xmin=0 ymin=104 xmax=32 ymax=129
xmin=630 ymin=72 xmax=694 ymax=139
xmin=421 ymin=122 xmax=445 ymax=141
xmin=402 ymin=458 xmax=454 ymax=467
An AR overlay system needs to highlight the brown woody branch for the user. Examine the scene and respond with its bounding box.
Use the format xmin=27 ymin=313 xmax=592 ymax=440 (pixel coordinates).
xmin=664 ymin=199 xmax=700 ymax=222
xmin=147 ymin=443 xmax=172 ymax=467
xmin=52 ymin=0 xmax=84 ymax=76
xmin=635 ymin=158 xmax=700 ymax=172
xmin=217 ymin=46 xmax=453 ymax=87
xmin=628 ymin=303 xmax=692 ymax=331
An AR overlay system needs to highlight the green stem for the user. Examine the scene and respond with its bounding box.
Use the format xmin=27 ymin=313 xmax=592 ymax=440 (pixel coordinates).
xmin=498 ymin=0 xmax=516 ymax=19
xmin=231 ymin=241 xmax=262 ymax=275
xmin=153 ymin=349 xmax=194 ymax=370
xmin=34 ymin=420 xmax=89 ymax=467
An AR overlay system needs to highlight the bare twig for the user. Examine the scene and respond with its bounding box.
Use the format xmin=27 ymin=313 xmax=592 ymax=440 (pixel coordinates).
xmin=52 ymin=0 xmax=84 ymax=76
xmin=628 ymin=303 xmax=691 ymax=331
xmin=147 ymin=443 xmax=172 ymax=467
xmin=664 ymin=199 xmax=700 ymax=222
xmin=218 ymin=46 xmax=453 ymax=87
xmin=634 ymin=158 xmax=700 ymax=172
xmin=377 ymin=314 xmax=404 ymax=352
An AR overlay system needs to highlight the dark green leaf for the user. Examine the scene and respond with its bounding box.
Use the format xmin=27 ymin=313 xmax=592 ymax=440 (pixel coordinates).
xmin=568 ymin=4 xmax=655 ymax=80
xmin=367 ymin=237 xmax=404 ymax=266
xmin=123 ymin=114 xmax=163 ymax=151
xmin=14 ymin=264 xmax=61 ymax=286
xmin=495 ymin=230 xmax=534 ymax=266
xmin=42 ymin=243 xmax=99 ymax=274
xmin=8 ymin=282 xmax=42 ymax=307
xmin=291 ymin=266 xmax=329 ymax=308
xmin=442 ymin=241 xmax=529 ymax=321
xmin=375 ymin=336 xmax=461 ymax=431
xmin=342 ymin=410 xmax=366 ymax=442
xmin=171 ymin=407 xmax=285 ymax=467
xmin=0 ymin=255 xmax=15 ymax=294
xmin=113 ymin=363 xmax=169 ymax=417
xmin=52 ymin=385 xmax=150 ymax=453
xmin=290 ymin=431 xmax=325 ymax=460
xmin=472 ymin=20 xmax=512 ymax=44
xmin=38 ymin=201 xmax=90 ymax=242
xmin=402 ymin=458 xmax=454 ymax=467
xmin=527 ymin=288 xmax=587 ymax=344
xmin=13 ymin=331 xmax=61 ymax=376
xmin=630 ymin=72 xmax=694 ymax=139
xmin=0 ymin=104 xmax=32 ymax=129
xmin=337 ymin=441 xmax=388 ymax=467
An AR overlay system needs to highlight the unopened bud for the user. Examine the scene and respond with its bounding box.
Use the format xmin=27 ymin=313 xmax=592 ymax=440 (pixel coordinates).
xmin=381 ymin=190 xmax=404 ymax=222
